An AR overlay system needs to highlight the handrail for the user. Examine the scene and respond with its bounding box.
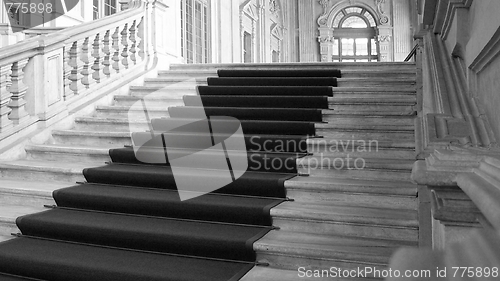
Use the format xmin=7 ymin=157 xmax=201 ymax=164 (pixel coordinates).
xmin=404 ymin=42 xmax=419 ymax=62
xmin=0 ymin=0 xmax=162 ymax=145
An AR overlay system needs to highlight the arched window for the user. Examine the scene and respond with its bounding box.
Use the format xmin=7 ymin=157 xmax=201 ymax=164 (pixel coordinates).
xmin=331 ymin=6 xmax=378 ymax=62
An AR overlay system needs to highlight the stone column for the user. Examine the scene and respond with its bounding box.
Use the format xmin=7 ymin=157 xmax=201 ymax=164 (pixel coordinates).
xmin=318 ymin=27 xmax=333 ymax=62
xmin=377 ymin=27 xmax=393 ymax=62
xmin=393 ymin=0 xmax=412 ymax=61
xmin=298 ymin=0 xmax=316 ymax=62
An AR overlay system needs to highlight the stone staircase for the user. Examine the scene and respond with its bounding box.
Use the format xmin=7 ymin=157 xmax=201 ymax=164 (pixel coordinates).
xmin=0 ymin=62 xmax=419 ymax=280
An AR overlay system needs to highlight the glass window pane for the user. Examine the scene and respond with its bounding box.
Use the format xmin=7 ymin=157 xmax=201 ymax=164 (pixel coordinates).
xmin=341 ymin=16 xmax=367 ymax=28
xmin=371 ymin=38 xmax=377 ymax=55
xmin=341 ymin=38 xmax=354 ymax=56
xmin=332 ymin=39 xmax=339 ymax=55
xmin=355 ymin=38 xmax=368 ymax=55
xmin=343 ymin=59 xmax=355 ymax=62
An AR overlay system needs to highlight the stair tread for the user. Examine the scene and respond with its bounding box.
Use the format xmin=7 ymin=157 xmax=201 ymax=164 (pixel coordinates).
xmin=257 ymin=230 xmax=415 ymax=255
xmin=96 ymin=105 xmax=169 ymax=112
xmin=272 ymin=201 xmax=418 ymax=227
xmin=0 ymin=204 xmax=44 ymax=221
xmin=52 ymin=130 xmax=131 ymax=137
xmin=26 ymin=144 xmax=114 ymax=154
xmin=241 ymin=266 xmax=384 ymax=281
xmin=285 ymin=176 xmax=418 ymax=195
xmin=0 ymin=160 xmax=102 ymax=173
xmin=0 ymin=179 xmax=68 ymax=196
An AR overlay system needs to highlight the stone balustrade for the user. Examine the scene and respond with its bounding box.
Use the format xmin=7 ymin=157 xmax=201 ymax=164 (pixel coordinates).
xmin=0 ymin=0 xmax=164 ymax=144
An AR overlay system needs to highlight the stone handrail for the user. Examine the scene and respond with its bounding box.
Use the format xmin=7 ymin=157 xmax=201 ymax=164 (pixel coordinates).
xmin=0 ymin=0 xmax=160 ymax=144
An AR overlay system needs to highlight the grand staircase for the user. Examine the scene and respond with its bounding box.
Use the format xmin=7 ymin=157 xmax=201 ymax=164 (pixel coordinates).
xmin=0 ymin=62 xmax=419 ymax=280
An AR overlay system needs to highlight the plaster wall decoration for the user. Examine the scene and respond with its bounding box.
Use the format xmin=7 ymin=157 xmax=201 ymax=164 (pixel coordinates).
xmin=378 ymin=34 xmax=391 ymax=42
xmin=269 ymin=0 xmax=279 ymax=14
xmin=375 ymin=0 xmax=389 ymax=25
xmin=317 ymin=0 xmax=332 ymax=26
xmin=317 ymin=35 xmax=332 ymax=43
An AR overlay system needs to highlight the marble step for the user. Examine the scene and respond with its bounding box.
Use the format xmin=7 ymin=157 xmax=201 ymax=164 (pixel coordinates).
xmin=328 ymin=96 xmax=416 ymax=104
xmin=52 ymin=130 xmax=132 ymax=147
xmin=25 ymin=144 xmax=112 ymax=163
xmin=240 ymin=266 xmax=383 ymax=281
xmin=168 ymin=62 xmax=417 ymax=72
xmin=307 ymin=137 xmax=415 ymax=150
xmin=285 ymin=173 xmax=418 ymax=197
xmin=316 ymin=121 xmax=415 ymax=131
xmin=298 ymin=156 xmax=414 ymax=171
xmin=0 ymin=179 xmax=64 ymax=207
xmin=74 ymin=116 xmax=150 ymax=132
xmin=113 ymin=95 xmax=184 ymax=107
xmin=337 ymin=78 xmax=415 ymax=88
xmin=328 ymin=104 xmax=415 ymax=113
xmin=145 ymin=77 xmax=415 ymax=87
xmin=0 ymin=160 xmax=101 ymax=183
xmin=299 ymin=165 xmax=412 ymax=181
xmin=0 ymin=204 xmax=47 ymax=237
xmin=322 ymin=115 xmax=415 ymax=126
xmin=129 ymin=85 xmax=198 ymax=96
xmin=95 ymin=105 xmax=170 ymax=119
xmin=255 ymin=230 xmax=416 ymax=271
xmin=270 ymin=201 xmax=418 ymax=241
xmin=317 ymin=129 xmax=415 ymax=141
xmin=159 ymin=68 xmax=416 ymax=79
xmin=324 ymin=109 xmax=417 ymax=116
xmin=331 ymin=87 xmax=416 ymax=94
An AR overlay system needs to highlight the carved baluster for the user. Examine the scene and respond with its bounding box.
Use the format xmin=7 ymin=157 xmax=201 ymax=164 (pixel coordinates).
xmin=129 ymin=20 xmax=137 ymax=65
xmin=68 ymin=41 xmax=83 ymax=95
xmin=102 ymin=30 xmax=111 ymax=78
xmin=0 ymin=65 xmax=13 ymax=131
xmin=63 ymin=43 xmax=74 ymax=100
xmin=120 ymin=23 xmax=131 ymax=69
xmin=136 ymin=17 xmax=145 ymax=61
xmin=112 ymin=26 xmax=122 ymax=73
xmin=7 ymin=59 xmax=30 ymax=124
xmin=91 ymin=33 xmax=104 ymax=83
xmin=80 ymin=37 xmax=92 ymax=89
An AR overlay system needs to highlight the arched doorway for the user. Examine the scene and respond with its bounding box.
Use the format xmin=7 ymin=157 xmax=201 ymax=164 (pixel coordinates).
xmin=330 ymin=6 xmax=378 ymax=62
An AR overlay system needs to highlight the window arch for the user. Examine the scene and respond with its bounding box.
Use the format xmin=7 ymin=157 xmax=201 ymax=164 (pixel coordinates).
xmin=331 ymin=6 xmax=378 ymax=62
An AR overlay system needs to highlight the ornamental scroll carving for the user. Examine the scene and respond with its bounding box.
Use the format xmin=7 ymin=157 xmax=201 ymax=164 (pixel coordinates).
xmin=317 ymin=0 xmax=331 ymax=27
xmin=375 ymin=0 xmax=389 ymax=25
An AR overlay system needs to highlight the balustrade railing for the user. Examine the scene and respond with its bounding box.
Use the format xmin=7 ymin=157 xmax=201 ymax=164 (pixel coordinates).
xmin=0 ymin=0 xmax=163 ymax=141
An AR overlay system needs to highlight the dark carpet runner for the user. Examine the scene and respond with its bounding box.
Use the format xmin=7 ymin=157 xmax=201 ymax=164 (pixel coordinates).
xmin=0 ymin=68 xmax=339 ymax=280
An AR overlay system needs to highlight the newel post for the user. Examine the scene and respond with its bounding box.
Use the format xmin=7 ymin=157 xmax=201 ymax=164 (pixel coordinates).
xmin=24 ymin=45 xmax=66 ymax=121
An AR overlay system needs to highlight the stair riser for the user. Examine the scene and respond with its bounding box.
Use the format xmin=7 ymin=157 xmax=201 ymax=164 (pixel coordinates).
xmin=0 ymin=193 xmax=54 ymax=208
xmin=170 ymin=64 xmax=417 ymax=72
xmin=328 ymin=104 xmax=415 ymax=112
xmin=114 ymin=98 xmax=184 ymax=107
xmin=74 ymin=122 xmax=149 ymax=132
xmin=158 ymin=72 xmax=215 ymax=78
xmin=307 ymin=149 xmax=415 ymax=159
xmin=319 ymin=124 xmax=415 ymax=131
xmin=272 ymin=218 xmax=418 ymax=242
xmin=300 ymin=169 xmax=412 ymax=181
xmin=337 ymin=81 xmax=415 ymax=88
xmin=0 ymin=221 xmax=18 ymax=237
xmin=95 ymin=110 xmax=170 ymax=119
xmin=285 ymin=190 xmax=417 ymax=210
xmin=341 ymin=72 xmax=415 ymax=79
xmin=0 ymin=169 xmax=84 ymax=183
xmin=318 ymin=131 xmax=415 ymax=141
xmin=322 ymin=117 xmax=415 ymax=126
xmin=53 ymin=134 xmax=132 ymax=147
xmin=130 ymin=88 xmax=198 ymax=97
xmin=144 ymin=80 xmax=207 ymax=87
xmin=297 ymin=160 xmax=413 ymax=171
xmin=26 ymin=151 xmax=110 ymax=163
xmin=256 ymin=252 xmax=388 ymax=272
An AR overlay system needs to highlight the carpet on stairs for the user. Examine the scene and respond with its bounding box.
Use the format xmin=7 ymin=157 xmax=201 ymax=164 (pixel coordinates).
xmin=0 ymin=67 xmax=340 ymax=281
